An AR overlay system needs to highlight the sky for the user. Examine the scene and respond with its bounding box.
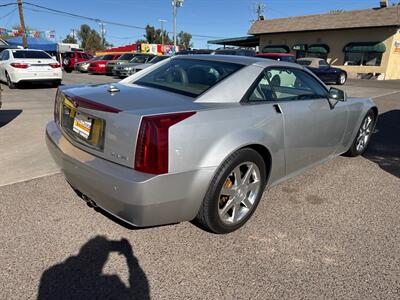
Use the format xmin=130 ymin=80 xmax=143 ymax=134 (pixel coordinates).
xmin=0 ymin=0 xmax=398 ymax=48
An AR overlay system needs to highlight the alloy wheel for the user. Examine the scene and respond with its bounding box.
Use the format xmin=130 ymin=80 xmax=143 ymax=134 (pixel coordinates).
xmin=218 ymin=162 xmax=261 ymax=225
xmin=340 ymin=73 xmax=346 ymax=85
xmin=356 ymin=115 xmax=373 ymax=152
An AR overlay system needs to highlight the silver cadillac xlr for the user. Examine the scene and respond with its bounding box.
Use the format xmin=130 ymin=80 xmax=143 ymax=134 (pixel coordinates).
xmin=46 ymin=55 xmax=377 ymax=233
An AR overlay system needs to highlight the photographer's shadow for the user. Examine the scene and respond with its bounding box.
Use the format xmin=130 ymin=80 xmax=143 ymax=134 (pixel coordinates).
xmin=37 ymin=236 xmax=150 ymax=300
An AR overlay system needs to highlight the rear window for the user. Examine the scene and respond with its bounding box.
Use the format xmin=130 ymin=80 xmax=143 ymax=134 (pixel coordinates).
xmin=12 ymin=50 xmax=51 ymax=59
xmin=134 ymin=58 xmax=243 ymax=97
xmin=118 ymin=53 xmax=135 ymax=60
xmin=297 ymin=60 xmax=312 ymax=66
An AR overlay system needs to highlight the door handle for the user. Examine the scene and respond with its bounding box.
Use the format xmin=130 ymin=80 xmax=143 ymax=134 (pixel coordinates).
xmin=273 ymin=104 xmax=282 ymax=114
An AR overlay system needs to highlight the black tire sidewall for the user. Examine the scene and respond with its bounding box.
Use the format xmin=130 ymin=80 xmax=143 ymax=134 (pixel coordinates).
xmin=204 ymin=148 xmax=267 ymax=234
xmin=6 ymin=73 xmax=15 ymax=89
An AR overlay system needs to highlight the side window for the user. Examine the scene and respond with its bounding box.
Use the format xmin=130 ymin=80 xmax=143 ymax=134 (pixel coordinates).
xmin=3 ymin=51 xmax=9 ymax=60
xmin=248 ymin=72 xmax=275 ymax=102
xmin=319 ymin=60 xmax=328 ymax=67
xmin=267 ymin=68 xmax=327 ymax=101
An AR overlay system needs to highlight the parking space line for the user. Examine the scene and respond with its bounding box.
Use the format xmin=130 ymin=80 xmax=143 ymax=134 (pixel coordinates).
xmin=0 ymin=170 xmax=61 ymax=188
xmin=371 ymin=90 xmax=400 ymax=99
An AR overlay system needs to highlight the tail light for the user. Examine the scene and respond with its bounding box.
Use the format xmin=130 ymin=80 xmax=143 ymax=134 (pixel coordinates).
xmin=135 ymin=112 xmax=196 ymax=174
xmin=49 ymin=63 xmax=61 ymax=68
xmin=10 ymin=63 xmax=29 ymax=69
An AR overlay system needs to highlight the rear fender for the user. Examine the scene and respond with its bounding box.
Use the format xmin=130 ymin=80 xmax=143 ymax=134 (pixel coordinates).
xmin=197 ymin=129 xmax=285 ymax=186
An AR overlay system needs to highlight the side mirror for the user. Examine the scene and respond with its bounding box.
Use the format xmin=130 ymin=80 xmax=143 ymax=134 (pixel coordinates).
xmin=329 ymin=87 xmax=347 ymax=102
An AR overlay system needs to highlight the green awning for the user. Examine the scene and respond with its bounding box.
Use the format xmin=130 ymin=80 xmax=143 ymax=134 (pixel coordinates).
xmin=307 ymin=44 xmax=330 ymax=54
xmin=262 ymin=45 xmax=290 ymax=53
xmin=343 ymin=42 xmax=386 ymax=53
xmin=292 ymin=44 xmax=307 ymax=51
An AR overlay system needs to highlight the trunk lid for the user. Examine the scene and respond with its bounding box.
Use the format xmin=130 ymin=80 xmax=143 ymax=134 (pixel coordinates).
xmin=15 ymin=58 xmax=56 ymax=71
xmin=59 ymin=83 xmax=201 ymax=168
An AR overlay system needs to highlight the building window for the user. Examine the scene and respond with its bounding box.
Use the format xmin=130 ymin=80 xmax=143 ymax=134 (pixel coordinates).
xmin=343 ymin=42 xmax=386 ymax=66
xmin=306 ymin=44 xmax=330 ymax=60
xmin=292 ymin=44 xmax=307 ymax=59
xmin=262 ymin=45 xmax=290 ymax=53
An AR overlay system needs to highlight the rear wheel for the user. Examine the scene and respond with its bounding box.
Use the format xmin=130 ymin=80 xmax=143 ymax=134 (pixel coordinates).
xmin=344 ymin=110 xmax=375 ymax=157
xmin=196 ymin=148 xmax=267 ymax=234
xmin=6 ymin=72 xmax=16 ymax=89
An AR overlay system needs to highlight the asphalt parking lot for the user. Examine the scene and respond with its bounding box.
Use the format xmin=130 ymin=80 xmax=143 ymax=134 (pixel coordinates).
xmin=1 ymin=73 xmax=399 ymax=299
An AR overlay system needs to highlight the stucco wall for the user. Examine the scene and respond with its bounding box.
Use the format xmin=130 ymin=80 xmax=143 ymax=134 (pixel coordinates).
xmin=258 ymin=27 xmax=399 ymax=79
xmin=385 ymin=29 xmax=400 ymax=80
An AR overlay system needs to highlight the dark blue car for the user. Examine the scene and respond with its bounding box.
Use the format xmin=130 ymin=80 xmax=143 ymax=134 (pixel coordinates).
xmin=297 ymin=57 xmax=347 ymax=85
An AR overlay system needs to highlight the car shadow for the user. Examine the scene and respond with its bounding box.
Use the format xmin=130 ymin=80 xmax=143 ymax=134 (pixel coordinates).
xmin=363 ymin=109 xmax=400 ymax=178
xmin=15 ymin=82 xmax=61 ymax=89
xmin=0 ymin=109 xmax=22 ymax=128
xmin=37 ymin=236 xmax=150 ymax=300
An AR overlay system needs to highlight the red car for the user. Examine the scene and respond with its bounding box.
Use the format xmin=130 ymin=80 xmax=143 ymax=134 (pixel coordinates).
xmin=256 ymin=53 xmax=296 ymax=63
xmin=63 ymin=51 xmax=92 ymax=73
xmin=88 ymin=54 xmax=121 ymax=75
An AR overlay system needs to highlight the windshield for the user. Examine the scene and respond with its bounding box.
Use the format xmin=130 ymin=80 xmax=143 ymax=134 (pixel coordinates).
xmin=130 ymin=55 xmax=152 ymax=64
xmin=118 ymin=53 xmax=135 ymax=60
xmin=92 ymin=56 xmax=103 ymax=61
xmin=134 ymin=58 xmax=243 ymax=97
xmin=297 ymin=60 xmax=312 ymax=66
xmin=102 ymin=54 xmax=115 ymax=60
xmin=149 ymin=56 xmax=169 ymax=63
xmin=12 ymin=50 xmax=51 ymax=59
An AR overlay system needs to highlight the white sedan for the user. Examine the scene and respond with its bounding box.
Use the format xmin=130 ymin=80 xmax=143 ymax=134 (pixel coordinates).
xmin=0 ymin=49 xmax=62 ymax=89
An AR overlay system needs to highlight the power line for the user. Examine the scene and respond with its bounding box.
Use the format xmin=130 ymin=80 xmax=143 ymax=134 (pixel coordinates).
xmin=0 ymin=3 xmax=16 ymax=7
xmin=22 ymin=1 xmax=226 ymax=39
xmin=0 ymin=7 xmax=16 ymax=19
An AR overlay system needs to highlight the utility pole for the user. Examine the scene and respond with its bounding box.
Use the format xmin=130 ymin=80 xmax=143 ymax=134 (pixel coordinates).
xmin=70 ymin=29 xmax=76 ymax=41
xmin=99 ymin=22 xmax=105 ymax=47
xmin=172 ymin=0 xmax=184 ymax=52
xmin=159 ymin=19 xmax=167 ymax=53
xmin=16 ymin=0 xmax=27 ymax=48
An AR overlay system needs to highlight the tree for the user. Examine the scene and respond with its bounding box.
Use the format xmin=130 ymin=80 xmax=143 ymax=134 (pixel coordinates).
xmin=62 ymin=35 xmax=77 ymax=44
xmin=85 ymin=29 xmax=103 ymax=52
xmin=77 ymin=24 xmax=91 ymax=50
xmin=177 ymin=31 xmax=193 ymax=50
xmin=76 ymin=24 xmax=110 ymax=52
xmin=143 ymin=24 xmax=172 ymax=44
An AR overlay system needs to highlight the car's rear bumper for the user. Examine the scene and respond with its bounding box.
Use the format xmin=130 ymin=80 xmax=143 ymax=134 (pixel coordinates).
xmin=11 ymin=70 xmax=62 ymax=83
xmin=45 ymin=121 xmax=215 ymax=227
xmin=88 ymin=66 xmax=106 ymax=74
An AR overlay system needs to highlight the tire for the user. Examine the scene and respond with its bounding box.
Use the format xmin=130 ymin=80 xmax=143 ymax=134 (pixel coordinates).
xmin=6 ymin=72 xmax=16 ymax=89
xmin=336 ymin=72 xmax=347 ymax=85
xmin=344 ymin=110 xmax=376 ymax=157
xmin=52 ymin=80 xmax=61 ymax=87
xmin=64 ymin=69 xmax=72 ymax=73
xmin=196 ymin=148 xmax=267 ymax=234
